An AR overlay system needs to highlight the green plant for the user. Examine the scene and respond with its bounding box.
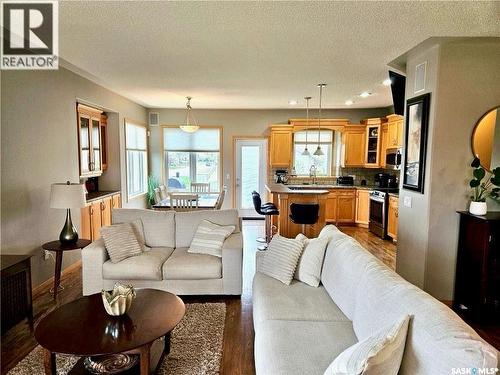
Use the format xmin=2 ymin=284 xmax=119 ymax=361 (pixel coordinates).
xmin=469 ymin=157 xmax=500 ymax=202
xmin=147 ymin=175 xmax=160 ymax=207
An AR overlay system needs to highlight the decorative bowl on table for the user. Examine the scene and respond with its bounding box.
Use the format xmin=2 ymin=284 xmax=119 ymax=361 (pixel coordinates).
xmin=101 ymin=283 xmax=136 ymax=316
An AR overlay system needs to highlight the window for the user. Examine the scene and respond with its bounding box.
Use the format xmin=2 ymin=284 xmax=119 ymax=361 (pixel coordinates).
xmin=125 ymin=121 xmax=148 ymax=199
xmin=293 ymin=130 xmax=341 ymax=176
xmin=163 ymin=127 xmax=221 ymax=192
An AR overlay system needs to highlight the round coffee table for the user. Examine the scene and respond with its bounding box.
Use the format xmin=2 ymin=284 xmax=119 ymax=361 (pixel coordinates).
xmin=35 ymin=289 xmax=185 ymax=374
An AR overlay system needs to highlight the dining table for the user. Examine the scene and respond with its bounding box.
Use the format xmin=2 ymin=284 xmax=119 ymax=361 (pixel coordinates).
xmin=152 ymin=193 xmax=219 ymax=210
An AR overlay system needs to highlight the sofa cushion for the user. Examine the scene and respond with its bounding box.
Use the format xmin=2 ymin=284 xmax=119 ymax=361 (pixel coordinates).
xmin=188 ymin=219 xmax=235 ymax=257
xmin=294 ymin=234 xmax=329 ymax=287
xmin=253 ymin=272 xmax=350 ymax=326
xmin=100 ymin=221 xmax=144 ymax=263
xmin=254 ymin=320 xmax=358 ymax=375
xmin=162 ymin=247 xmax=222 ymax=280
xmin=102 ymin=247 xmax=173 ymax=281
xmin=175 ymin=209 xmax=240 ymax=248
xmin=260 ymin=235 xmax=304 ymax=285
xmin=325 ymin=315 xmax=410 ymax=375
xmin=112 ymin=209 xmax=175 ymax=248
xmin=353 ymin=260 xmax=499 ymax=375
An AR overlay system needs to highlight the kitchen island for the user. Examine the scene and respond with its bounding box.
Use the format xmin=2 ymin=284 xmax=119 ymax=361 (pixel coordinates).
xmin=265 ymin=183 xmax=329 ymax=238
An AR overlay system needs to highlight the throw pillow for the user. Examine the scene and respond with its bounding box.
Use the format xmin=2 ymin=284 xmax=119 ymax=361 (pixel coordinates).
xmin=188 ymin=220 xmax=236 ymax=257
xmin=260 ymin=235 xmax=304 ymax=285
xmin=294 ymin=234 xmax=329 ymax=287
xmin=101 ymin=222 xmax=144 ymax=263
xmin=318 ymin=224 xmax=342 ymax=241
xmin=324 ymin=315 xmax=410 ymax=375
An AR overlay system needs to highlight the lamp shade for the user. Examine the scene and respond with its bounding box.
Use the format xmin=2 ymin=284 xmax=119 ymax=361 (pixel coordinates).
xmin=50 ymin=182 xmax=86 ymax=209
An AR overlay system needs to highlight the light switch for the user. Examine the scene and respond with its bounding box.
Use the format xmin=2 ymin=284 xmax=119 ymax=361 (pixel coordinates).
xmin=226 ymin=174 xmax=230 ymax=180
xmin=403 ymin=196 xmax=412 ymax=208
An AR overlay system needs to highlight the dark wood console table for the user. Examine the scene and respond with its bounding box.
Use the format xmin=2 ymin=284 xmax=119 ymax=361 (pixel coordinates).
xmin=454 ymin=211 xmax=499 ymax=319
xmin=1 ymin=254 xmax=33 ymax=334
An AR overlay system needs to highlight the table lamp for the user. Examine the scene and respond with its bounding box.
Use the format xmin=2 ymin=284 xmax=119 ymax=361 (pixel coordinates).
xmin=50 ymin=181 xmax=86 ymax=245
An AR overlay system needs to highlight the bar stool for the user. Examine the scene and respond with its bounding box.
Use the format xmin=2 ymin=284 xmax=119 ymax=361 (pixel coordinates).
xmin=252 ymin=191 xmax=279 ymax=250
xmin=289 ymin=203 xmax=319 ymax=235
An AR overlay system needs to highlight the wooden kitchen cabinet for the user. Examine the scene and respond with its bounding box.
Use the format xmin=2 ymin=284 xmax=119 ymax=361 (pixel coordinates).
xmin=325 ymin=189 xmax=356 ymax=224
xmin=355 ymin=189 xmax=371 ymax=227
xmin=379 ymin=124 xmax=389 ymax=168
xmin=269 ymin=126 xmax=292 ymax=167
xmin=77 ymin=104 xmax=106 ymax=178
xmin=387 ymin=195 xmax=399 ymax=241
xmin=386 ymin=114 xmax=404 ymax=148
xmin=100 ymin=114 xmax=108 ymax=171
xmin=80 ymin=193 xmax=121 ymax=241
xmin=343 ymin=125 xmax=366 ymax=167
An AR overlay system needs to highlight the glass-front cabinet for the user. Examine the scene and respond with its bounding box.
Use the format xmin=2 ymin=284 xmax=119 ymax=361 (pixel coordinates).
xmin=361 ymin=118 xmax=382 ymax=168
xmin=77 ymin=104 xmax=104 ymax=177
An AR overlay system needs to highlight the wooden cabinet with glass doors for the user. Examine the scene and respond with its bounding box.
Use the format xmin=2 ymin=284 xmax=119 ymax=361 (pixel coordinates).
xmin=77 ymin=104 xmax=104 ymax=177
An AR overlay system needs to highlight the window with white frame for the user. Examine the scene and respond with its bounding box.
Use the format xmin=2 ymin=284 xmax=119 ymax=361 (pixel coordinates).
xmin=125 ymin=121 xmax=148 ymax=198
xmin=163 ymin=127 xmax=221 ymax=192
xmin=293 ymin=130 xmax=341 ymax=176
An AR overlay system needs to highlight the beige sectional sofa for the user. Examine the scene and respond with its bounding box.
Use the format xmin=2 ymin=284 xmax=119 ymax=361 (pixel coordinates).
xmin=82 ymin=208 xmax=242 ymax=296
xmin=253 ymin=225 xmax=498 ymax=375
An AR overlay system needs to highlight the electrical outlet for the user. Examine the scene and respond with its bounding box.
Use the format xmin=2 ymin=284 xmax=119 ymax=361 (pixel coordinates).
xmin=44 ymin=250 xmax=51 ymax=260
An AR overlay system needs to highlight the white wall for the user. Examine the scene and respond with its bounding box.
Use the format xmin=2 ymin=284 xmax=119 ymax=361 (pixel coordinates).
xmin=1 ymin=67 xmax=147 ymax=287
xmin=148 ymin=107 xmax=392 ymax=208
xmin=396 ymin=38 xmax=500 ymax=300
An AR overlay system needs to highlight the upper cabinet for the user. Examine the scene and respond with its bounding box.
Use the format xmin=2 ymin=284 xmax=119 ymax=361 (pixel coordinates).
xmin=379 ymin=124 xmax=389 ymax=168
xmin=386 ymin=114 xmax=404 ymax=148
xmin=343 ymin=125 xmax=366 ymax=167
xmin=269 ymin=125 xmax=293 ymax=167
xmin=362 ymin=118 xmax=382 ymax=168
xmin=100 ymin=114 xmax=108 ymax=171
xmin=77 ymin=104 xmax=106 ymax=178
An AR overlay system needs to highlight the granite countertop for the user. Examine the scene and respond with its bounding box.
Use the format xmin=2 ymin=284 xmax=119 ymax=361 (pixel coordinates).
xmin=388 ymin=192 xmax=399 ymax=198
xmin=86 ymin=190 xmax=120 ymax=202
xmin=265 ymin=184 xmax=329 ymax=195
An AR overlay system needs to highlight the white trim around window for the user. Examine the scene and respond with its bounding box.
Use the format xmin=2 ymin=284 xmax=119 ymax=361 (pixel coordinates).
xmin=125 ymin=119 xmax=148 ymax=200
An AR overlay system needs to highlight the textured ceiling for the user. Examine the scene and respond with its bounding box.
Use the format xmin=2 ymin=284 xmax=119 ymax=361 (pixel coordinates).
xmin=59 ymin=1 xmax=499 ymax=109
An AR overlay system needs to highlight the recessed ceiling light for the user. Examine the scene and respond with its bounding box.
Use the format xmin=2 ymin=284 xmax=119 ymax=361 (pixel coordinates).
xmin=359 ymin=92 xmax=371 ymax=98
xmin=383 ymin=78 xmax=392 ymax=86
xmin=288 ymin=99 xmax=298 ymax=105
xmin=345 ymin=100 xmax=354 ymax=105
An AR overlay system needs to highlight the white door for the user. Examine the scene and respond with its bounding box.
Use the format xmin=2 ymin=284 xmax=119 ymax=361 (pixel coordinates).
xmin=235 ymin=139 xmax=268 ymax=217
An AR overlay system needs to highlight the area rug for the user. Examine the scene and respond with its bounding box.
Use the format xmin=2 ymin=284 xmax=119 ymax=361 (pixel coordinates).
xmin=8 ymin=303 xmax=226 ymax=375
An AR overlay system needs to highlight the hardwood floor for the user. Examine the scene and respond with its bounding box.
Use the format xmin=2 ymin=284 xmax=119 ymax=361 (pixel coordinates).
xmin=1 ymin=221 xmax=497 ymax=375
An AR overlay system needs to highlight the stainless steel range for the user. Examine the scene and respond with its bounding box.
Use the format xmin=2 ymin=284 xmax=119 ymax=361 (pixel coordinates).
xmin=369 ymin=190 xmax=397 ymax=239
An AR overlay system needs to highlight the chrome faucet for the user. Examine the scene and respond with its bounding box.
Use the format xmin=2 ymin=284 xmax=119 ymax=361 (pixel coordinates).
xmin=309 ymin=165 xmax=317 ymax=185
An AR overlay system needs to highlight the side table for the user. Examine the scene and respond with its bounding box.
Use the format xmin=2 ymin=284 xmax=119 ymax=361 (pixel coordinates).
xmin=42 ymin=239 xmax=91 ymax=299
xmin=1 ymin=254 xmax=34 ymax=334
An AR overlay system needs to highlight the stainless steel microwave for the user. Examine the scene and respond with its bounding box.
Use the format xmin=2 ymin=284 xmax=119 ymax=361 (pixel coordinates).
xmin=386 ymin=148 xmax=402 ymax=170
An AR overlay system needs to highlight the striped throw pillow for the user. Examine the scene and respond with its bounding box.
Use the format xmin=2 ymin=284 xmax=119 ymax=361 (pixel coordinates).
xmin=100 ymin=222 xmax=144 ymax=263
xmin=260 ymin=235 xmax=304 ymax=285
xmin=324 ymin=315 xmax=410 ymax=375
xmin=188 ymin=220 xmax=236 ymax=257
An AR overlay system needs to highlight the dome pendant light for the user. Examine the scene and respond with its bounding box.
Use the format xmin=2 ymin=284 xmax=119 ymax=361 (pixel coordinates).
xmin=180 ymin=96 xmax=200 ymax=133
xmin=314 ymin=84 xmax=326 ymax=156
xmin=301 ymin=96 xmax=312 ymax=156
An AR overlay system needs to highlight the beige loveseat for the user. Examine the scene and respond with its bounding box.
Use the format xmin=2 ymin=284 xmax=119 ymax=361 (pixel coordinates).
xmin=253 ymin=225 xmax=498 ymax=375
xmin=82 ymin=209 xmax=242 ymax=296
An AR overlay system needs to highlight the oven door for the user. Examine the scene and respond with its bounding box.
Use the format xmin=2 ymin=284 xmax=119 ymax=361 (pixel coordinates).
xmin=369 ymin=195 xmax=386 ymax=238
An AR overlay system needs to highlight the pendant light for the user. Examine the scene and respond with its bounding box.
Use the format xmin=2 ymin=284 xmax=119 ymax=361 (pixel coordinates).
xmin=313 ymin=83 xmax=327 ymax=156
xmin=179 ymin=96 xmax=200 ymax=133
xmin=301 ymin=96 xmax=312 ymax=156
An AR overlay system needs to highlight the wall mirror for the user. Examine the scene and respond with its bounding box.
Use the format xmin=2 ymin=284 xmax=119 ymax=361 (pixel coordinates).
xmin=471 ymin=106 xmax=500 ymax=172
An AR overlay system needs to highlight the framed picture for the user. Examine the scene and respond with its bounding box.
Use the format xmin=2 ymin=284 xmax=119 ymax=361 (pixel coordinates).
xmin=403 ymin=93 xmax=430 ymax=193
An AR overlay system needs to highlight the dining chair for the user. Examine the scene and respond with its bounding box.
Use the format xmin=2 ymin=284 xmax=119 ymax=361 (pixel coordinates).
xmin=153 ymin=187 xmax=162 ymax=204
xmin=214 ymin=187 xmax=227 ymax=210
xmin=191 ymin=182 xmax=210 ymax=193
xmin=159 ymin=185 xmax=168 ymax=200
xmin=169 ymin=194 xmax=199 ymax=211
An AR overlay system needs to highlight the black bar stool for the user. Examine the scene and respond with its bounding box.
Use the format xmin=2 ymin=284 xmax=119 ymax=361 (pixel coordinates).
xmin=252 ymin=191 xmax=279 ymax=250
xmin=289 ymin=203 xmax=319 ymax=235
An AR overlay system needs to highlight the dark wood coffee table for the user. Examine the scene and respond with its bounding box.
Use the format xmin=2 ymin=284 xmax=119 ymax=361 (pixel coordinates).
xmin=35 ymin=289 xmax=185 ymax=374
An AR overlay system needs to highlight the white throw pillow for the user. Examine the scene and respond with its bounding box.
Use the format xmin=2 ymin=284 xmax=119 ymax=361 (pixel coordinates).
xmin=100 ymin=221 xmax=144 ymax=263
xmin=324 ymin=315 xmax=410 ymax=375
xmin=260 ymin=235 xmax=304 ymax=285
xmin=318 ymin=224 xmax=343 ymax=241
xmin=294 ymin=233 xmax=329 ymax=287
xmin=188 ymin=219 xmax=235 ymax=257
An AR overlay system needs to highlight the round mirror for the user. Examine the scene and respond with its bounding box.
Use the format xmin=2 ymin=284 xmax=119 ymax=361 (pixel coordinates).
xmin=471 ymin=106 xmax=500 ymax=172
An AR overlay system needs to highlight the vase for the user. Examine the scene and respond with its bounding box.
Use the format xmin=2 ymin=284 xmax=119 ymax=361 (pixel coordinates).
xmin=469 ymin=201 xmax=487 ymax=216
xmin=101 ymin=283 xmax=136 ymax=316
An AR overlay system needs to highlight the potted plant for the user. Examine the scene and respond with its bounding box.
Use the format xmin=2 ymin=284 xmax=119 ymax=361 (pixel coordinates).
xmin=469 ymin=157 xmax=500 ymax=215
xmin=147 ymin=175 xmax=160 ymax=208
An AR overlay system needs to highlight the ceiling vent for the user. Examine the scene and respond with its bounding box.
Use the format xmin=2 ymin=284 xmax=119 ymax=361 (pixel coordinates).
xmin=149 ymin=112 xmax=159 ymax=127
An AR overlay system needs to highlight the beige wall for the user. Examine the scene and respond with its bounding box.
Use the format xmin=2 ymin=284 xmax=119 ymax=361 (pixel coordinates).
xmin=396 ymin=38 xmax=500 ymax=300
xmin=148 ymin=107 xmax=391 ymax=208
xmin=1 ymin=67 xmax=147 ymax=287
